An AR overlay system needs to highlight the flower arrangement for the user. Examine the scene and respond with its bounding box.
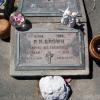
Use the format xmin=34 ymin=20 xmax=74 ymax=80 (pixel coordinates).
xmin=10 ymin=11 xmax=25 ymax=28
xmin=61 ymin=8 xmax=79 ymax=28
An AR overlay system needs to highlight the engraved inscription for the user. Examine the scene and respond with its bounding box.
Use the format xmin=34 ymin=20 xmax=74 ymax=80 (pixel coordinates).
xmin=17 ymin=32 xmax=84 ymax=68
xmin=21 ymin=0 xmax=81 ymax=16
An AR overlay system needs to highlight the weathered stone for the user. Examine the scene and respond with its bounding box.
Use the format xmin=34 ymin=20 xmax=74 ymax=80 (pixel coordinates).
xmin=15 ymin=29 xmax=85 ymax=71
xmin=19 ymin=0 xmax=81 ymax=17
xmin=10 ymin=0 xmax=89 ymax=76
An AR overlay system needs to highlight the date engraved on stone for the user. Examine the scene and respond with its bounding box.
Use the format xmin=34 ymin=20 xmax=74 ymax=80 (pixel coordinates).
xmin=16 ymin=31 xmax=84 ymax=70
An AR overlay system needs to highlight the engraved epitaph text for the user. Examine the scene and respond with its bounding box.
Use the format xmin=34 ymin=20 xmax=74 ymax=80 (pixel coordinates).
xmin=16 ymin=31 xmax=84 ymax=70
xmin=21 ymin=0 xmax=81 ymax=16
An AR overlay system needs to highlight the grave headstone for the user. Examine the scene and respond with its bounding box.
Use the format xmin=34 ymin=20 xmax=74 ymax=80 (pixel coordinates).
xmin=10 ymin=0 xmax=89 ymax=76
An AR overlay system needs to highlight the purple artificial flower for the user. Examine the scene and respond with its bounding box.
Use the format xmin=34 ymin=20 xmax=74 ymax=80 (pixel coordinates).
xmin=10 ymin=11 xmax=25 ymax=27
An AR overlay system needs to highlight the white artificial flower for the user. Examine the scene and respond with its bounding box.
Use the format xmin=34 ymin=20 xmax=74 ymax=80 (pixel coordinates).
xmin=39 ymin=76 xmax=70 ymax=100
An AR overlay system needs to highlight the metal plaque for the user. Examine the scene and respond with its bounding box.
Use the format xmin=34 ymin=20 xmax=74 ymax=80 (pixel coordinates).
xmin=20 ymin=0 xmax=81 ymax=16
xmin=15 ymin=30 xmax=85 ymax=71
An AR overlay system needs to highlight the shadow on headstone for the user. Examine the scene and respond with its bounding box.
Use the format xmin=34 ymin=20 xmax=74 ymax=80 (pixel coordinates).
xmin=83 ymin=0 xmax=100 ymax=77
xmin=94 ymin=59 xmax=100 ymax=67
xmin=67 ymin=85 xmax=73 ymax=100
xmin=83 ymin=0 xmax=93 ymax=79
xmin=16 ymin=19 xmax=32 ymax=31
xmin=2 ymin=37 xmax=10 ymax=42
xmin=74 ymin=23 xmax=85 ymax=33
xmin=1 ymin=19 xmax=32 ymax=42
xmin=13 ymin=76 xmax=41 ymax=80
xmin=10 ymin=0 xmax=93 ymax=80
xmin=63 ymin=0 xmax=93 ymax=80
xmin=62 ymin=0 xmax=94 ymax=80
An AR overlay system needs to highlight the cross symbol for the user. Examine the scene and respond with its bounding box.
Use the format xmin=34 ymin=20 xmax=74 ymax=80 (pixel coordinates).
xmin=45 ymin=51 xmax=54 ymax=64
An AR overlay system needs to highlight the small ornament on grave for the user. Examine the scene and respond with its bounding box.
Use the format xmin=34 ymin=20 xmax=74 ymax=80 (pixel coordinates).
xmin=10 ymin=11 xmax=32 ymax=31
xmin=10 ymin=11 xmax=25 ymax=29
xmin=39 ymin=76 xmax=71 ymax=100
xmin=61 ymin=8 xmax=78 ymax=28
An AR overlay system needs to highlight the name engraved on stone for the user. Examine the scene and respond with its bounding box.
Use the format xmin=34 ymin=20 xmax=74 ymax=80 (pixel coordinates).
xmin=21 ymin=0 xmax=81 ymax=16
xmin=16 ymin=31 xmax=84 ymax=70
